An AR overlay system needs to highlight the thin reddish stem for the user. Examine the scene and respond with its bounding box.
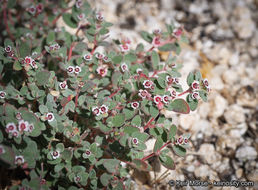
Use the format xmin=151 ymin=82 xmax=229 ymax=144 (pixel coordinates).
xmin=178 ymin=88 xmax=191 ymax=96
xmin=143 ymin=117 xmax=155 ymax=131
xmin=67 ymin=43 xmax=74 ymax=61
xmin=3 ymin=4 xmax=14 ymax=40
xmin=142 ymin=141 xmax=172 ymax=161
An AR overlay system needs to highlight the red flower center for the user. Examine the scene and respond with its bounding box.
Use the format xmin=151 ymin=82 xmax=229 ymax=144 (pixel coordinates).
xmin=164 ymin=96 xmax=168 ymax=101
xmin=122 ymin=44 xmax=128 ymax=50
xmin=133 ymin=103 xmax=138 ymax=107
xmin=68 ymin=68 xmax=73 ymax=72
xmin=100 ymin=69 xmax=105 ymax=75
xmin=184 ymin=139 xmax=188 ymax=144
xmin=154 ymin=37 xmax=160 ymax=45
xmin=178 ymin=137 xmax=183 ymax=144
xmin=48 ymin=114 xmax=53 ymax=120
xmin=93 ymin=108 xmax=99 ymax=114
xmin=86 ymin=55 xmax=90 ymax=59
xmin=155 ymin=97 xmax=162 ymax=102
xmin=53 ymin=151 xmax=59 ymax=156
xmin=21 ymin=123 xmax=26 ymax=130
xmin=75 ymin=68 xmax=79 ymax=72
xmin=25 ymin=58 xmax=31 ymax=64
xmin=133 ymin=138 xmax=138 ymax=144
xmin=8 ymin=125 xmax=14 ymax=131
xmin=0 ymin=92 xmax=5 ymax=97
xmin=85 ymin=150 xmax=91 ymax=155
xmin=101 ymin=107 xmax=106 ymax=112
xmin=204 ymin=81 xmax=209 ymax=86
xmin=192 ymin=83 xmax=199 ymax=89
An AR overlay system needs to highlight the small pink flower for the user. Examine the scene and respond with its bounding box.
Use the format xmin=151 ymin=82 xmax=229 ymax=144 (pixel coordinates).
xmin=74 ymin=66 xmax=81 ymax=74
xmin=136 ymin=68 xmax=142 ymax=74
xmin=4 ymin=45 xmax=11 ymax=53
xmin=92 ymin=107 xmax=100 ymax=116
xmin=162 ymin=95 xmax=170 ymax=104
xmin=174 ymin=78 xmax=179 ymax=84
xmin=153 ymin=29 xmax=161 ymax=35
xmin=152 ymin=36 xmax=161 ymax=47
xmin=203 ymin=78 xmax=210 ymax=91
xmin=103 ymin=56 xmax=110 ymax=62
xmin=15 ymin=155 xmax=25 ymax=165
xmin=27 ymin=5 xmax=36 ymax=15
xmin=99 ymin=105 xmax=108 ymax=114
xmin=191 ymin=81 xmax=199 ymax=90
xmin=51 ymin=150 xmax=60 ymax=159
xmin=170 ymin=90 xmax=177 ymax=98
xmin=154 ymin=95 xmax=162 ymax=104
xmin=36 ymin=3 xmax=43 ymax=14
xmin=75 ymin=0 xmax=83 ymax=8
xmin=191 ymin=91 xmax=199 ymax=100
xmin=97 ymin=66 xmax=108 ymax=77
xmin=0 ymin=145 xmax=5 ymax=155
xmin=18 ymin=120 xmax=29 ymax=132
xmin=0 ymin=91 xmax=6 ymax=99
xmin=24 ymin=56 xmax=33 ymax=65
xmin=166 ymin=76 xmax=174 ymax=83
xmin=67 ymin=66 xmax=74 ymax=74
xmin=28 ymin=123 xmax=34 ymax=132
xmin=6 ymin=123 xmax=16 ymax=133
xmin=121 ymin=63 xmax=128 ymax=72
xmin=138 ymin=89 xmax=148 ymax=99
xmin=77 ymin=13 xmax=85 ymax=20
xmin=46 ymin=113 xmax=55 ymax=122
xmin=177 ymin=136 xmax=184 ymax=145
xmin=30 ymin=60 xmax=37 ymax=69
xmin=183 ymin=137 xmax=189 ymax=144
xmin=54 ymin=44 xmax=60 ymax=50
xmin=119 ymin=44 xmax=130 ymax=52
xmin=143 ymin=80 xmax=153 ymax=89
xmin=59 ymin=81 xmax=67 ymax=90
xmin=40 ymin=179 xmax=46 ymax=185
xmin=74 ymin=176 xmax=81 ymax=183
xmin=132 ymin=138 xmax=138 ymax=145
xmin=96 ymin=12 xmax=104 ymax=21
xmin=16 ymin=112 xmax=22 ymax=120
xmin=131 ymin=102 xmax=139 ymax=109
xmin=95 ymin=52 xmax=104 ymax=60
xmin=83 ymin=54 xmax=92 ymax=61
xmin=173 ymin=28 xmax=183 ymax=38
xmin=12 ymin=130 xmax=20 ymax=138
xmin=83 ymin=149 xmax=91 ymax=158
xmin=171 ymin=63 xmax=176 ymax=68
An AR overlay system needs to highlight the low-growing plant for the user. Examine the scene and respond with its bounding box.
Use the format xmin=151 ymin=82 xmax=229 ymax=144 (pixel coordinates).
xmin=0 ymin=0 xmax=210 ymax=189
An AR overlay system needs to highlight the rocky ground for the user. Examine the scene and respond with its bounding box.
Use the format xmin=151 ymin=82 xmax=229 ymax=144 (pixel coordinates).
xmin=88 ymin=0 xmax=258 ymax=189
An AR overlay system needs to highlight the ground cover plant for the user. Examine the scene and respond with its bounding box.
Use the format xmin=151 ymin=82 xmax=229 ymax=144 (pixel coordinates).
xmin=0 ymin=0 xmax=210 ymax=189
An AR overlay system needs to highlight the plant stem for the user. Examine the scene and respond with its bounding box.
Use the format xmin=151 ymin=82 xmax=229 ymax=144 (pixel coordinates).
xmin=3 ymin=4 xmax=14 ymax=40
xmin=142 ymin=141 xmax=172 ymax=161
xmin=178 ymin=88 xmax=191 ymax=96
xmin=143 ymin=117 xmax=155 ymax=131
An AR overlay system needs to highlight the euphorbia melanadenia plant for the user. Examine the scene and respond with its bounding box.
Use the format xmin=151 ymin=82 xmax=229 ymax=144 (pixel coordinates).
xmin=0 ymin=0 xmax=210 ymax=189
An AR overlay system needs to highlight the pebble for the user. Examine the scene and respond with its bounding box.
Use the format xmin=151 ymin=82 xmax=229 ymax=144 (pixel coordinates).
xmin=224 ymin=105 xmax=245 ymax=125
xmin=236 ymin=146 xmax=257 ymax=161
xmin=198 ymin=144 xmax=221 ymax=164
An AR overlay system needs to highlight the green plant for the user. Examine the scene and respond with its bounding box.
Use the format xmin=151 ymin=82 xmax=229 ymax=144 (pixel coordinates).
xmin=0 ymin=0 xmax=210 ymax=189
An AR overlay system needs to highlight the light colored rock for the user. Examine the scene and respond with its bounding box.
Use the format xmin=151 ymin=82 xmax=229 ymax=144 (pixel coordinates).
xmin=236 ymin=146 xmax=257 ymax=161
xmin=232 ymin=6 xmax=255 ymax=39
xmin=179 ymin=113 xmax=200 ymax=130
xmin=236 ymin=168 xmax=243 ymax=179
xmin=198 ymin=102 xmax=210 ymax=119
xmin=247 ymin=171 xmax=258 ymax=181
xmin=209 ymin=76 xmax=224 ymax=91
xmin=194 ymin=165 xmax=217 ymax=180
xmin=229 ymin=52 xmax=239 ymax=66
xmin=198 ymin=144 xmax=221 ymax=164
xmin=192 ymin=120 xmax=213 ymax=136
xmin=222 ymin=69 xmax=238 ymax=85
xmin=229 ymin=123 xmax=248 ymax=138
xmin=224 ymin=105 xmax=245 ymax=125
xmin=209 ymin=93 xmax=228 ymax=118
